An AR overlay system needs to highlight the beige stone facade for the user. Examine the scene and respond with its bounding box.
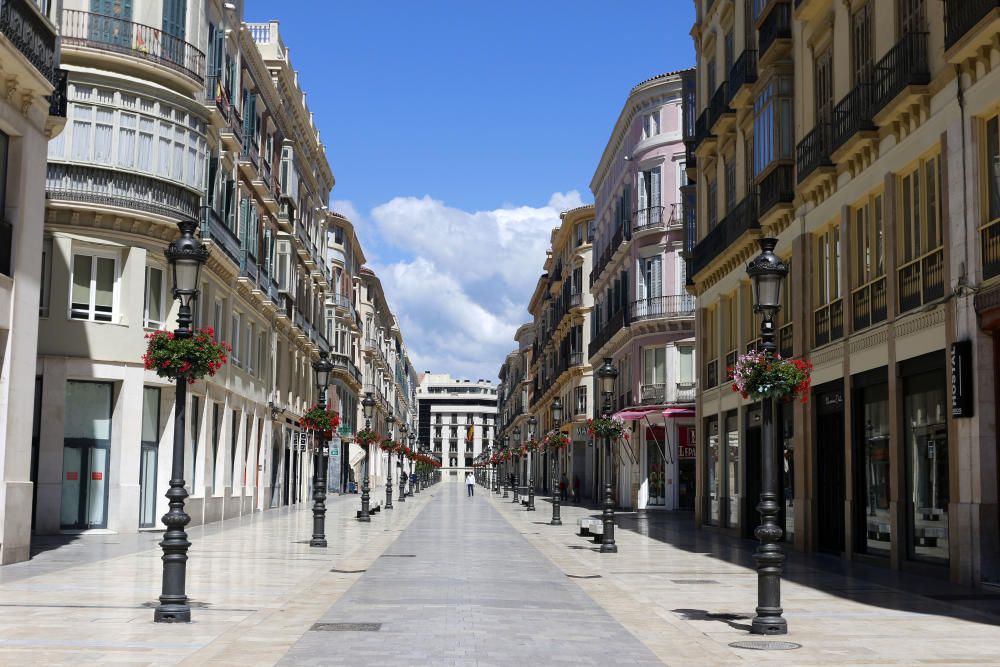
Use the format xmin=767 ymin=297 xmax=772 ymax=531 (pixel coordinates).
xmin=688 ymin=0 xmax=1000 ymax=584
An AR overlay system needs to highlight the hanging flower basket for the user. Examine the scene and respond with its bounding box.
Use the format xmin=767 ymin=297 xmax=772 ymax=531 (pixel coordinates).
xmin=587 ymin=416 xmax=629 ymax=441
xmin=543 ymin=430 xmax=570 ymax=450
xmin=525 ymin=438 xmax=540 ymax=452
xmin=142 ymin=327 xmax=231 ymax=384
xmin=729 ymin=351 xmax=812 ymax=403
xmin=379 ymin=438 xmax=397 ymax=452
xmin=299 ymin=405 xmax=340 ymax=438
xmin=355 ymin=428 xmax=381 ymax=447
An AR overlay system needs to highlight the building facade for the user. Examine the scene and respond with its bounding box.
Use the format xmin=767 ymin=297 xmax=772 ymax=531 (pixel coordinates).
xmin=0 ymin=0 xmax=65 ymax=564
xmin=689 ymin=0 xmax=1000 ymax=584
xmin=497 ymin=323 xmax=535 ymax=489
xmin=34 ymin=1 xmax=332 ymax=539
xmin=521 ymin=205 xmax=597 ymax=500
xmin=589 ymin=72 xmax=696 ymax=511
xmin=417 ymin=374 xmax=497 ymax=476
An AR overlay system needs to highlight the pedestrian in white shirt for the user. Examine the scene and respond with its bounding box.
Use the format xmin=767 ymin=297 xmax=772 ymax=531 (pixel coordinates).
xmin=466 ymin=472 xmax=475 ymax=497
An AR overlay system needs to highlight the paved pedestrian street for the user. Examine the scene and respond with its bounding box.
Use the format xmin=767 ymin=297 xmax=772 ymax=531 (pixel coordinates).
xmin=1 ymin=479 xmax=1000 ymax=665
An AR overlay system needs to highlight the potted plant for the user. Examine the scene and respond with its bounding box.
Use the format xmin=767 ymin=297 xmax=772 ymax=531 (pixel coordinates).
xmin=299 ymin=405 xmax=341 ymax=439
xmin=729 ymin=351 xmax=812 ymax=403
xmin=355 ymin=428 xmax=380 ymax=448
xmin=543 ymin=430 xmax=570 ymax=450
xmin=587 ymin=416 xmax=629 ymax=441
xmin=379 ymin=438 xmax=397 ymax=452
xmin=142 ymin=327 xmax=231 ymax=384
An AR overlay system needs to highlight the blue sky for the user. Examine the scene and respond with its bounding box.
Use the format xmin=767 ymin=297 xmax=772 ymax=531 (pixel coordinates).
xmin=245 ymin=0 xmax=697 ymax=380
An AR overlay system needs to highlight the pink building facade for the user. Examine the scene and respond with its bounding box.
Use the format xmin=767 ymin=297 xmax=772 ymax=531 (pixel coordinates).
xmin=589 ymin=70 xmax=696 ymax=511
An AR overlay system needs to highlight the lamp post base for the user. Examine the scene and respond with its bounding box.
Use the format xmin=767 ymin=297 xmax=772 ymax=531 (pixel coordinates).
xmin=600 ymin=480 xmax=617 ymax=553
xmin=153 ymin=603 xmax=191 ymax=623
xmin=359 ymin=476 xmax=371 ymax=523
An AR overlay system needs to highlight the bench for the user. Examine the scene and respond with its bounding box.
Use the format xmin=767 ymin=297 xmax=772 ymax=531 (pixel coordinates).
xmin=356 ymin=501 xmax=382 ymax=518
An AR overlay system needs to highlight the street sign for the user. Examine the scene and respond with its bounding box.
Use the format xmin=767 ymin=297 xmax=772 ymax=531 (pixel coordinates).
xmin=951 ymin=340 xmax=973 ymax=418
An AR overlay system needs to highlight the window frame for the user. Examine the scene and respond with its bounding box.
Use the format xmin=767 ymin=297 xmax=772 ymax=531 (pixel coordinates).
xmin=143 ymin=264 xmax=168 ymax=330
xmin=69 ymin=247 xmax=120 ymax=323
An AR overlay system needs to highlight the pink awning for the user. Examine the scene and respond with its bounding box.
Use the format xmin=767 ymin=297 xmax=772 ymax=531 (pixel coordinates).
xmin=663 ymin=407 xmax=695 ymax=419
xmin=613 ymin=407 xmax=662 ymax=420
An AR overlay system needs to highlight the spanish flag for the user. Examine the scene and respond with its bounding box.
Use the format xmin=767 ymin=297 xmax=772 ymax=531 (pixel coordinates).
xmin=466 ymin=424 xmax=474 ymax=443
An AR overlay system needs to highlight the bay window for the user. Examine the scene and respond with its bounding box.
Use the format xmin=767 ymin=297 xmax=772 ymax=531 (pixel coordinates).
xmin=753 ymin=75 xmax=794 ymax=177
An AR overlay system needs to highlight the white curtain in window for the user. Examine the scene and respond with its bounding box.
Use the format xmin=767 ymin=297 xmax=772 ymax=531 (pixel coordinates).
xmin=172 ymin=126 xmax=185 ymax=182
xmin=72 ymin=105 xmax=93 ymax=161
xmin=137 ymin=117 xmax=154 ymax=171
xmin=158 ymin=122 xmax=172 ymax=176
xmin=94 ymin=257 xmax=115 ymax=321
xmin=94 ymin=108 xmax=113 ymax=165
xmin=118 ymin=113 xmax=136 ymax=168
xmin=650 ymin=166 xmax=661 ymax=208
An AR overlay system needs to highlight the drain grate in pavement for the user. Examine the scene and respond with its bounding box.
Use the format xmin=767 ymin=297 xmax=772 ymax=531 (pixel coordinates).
xmin=729 ymin=640 xmax=801 ymax=651
xmin=311 ymin=623 xmax=382 ymax=632
xmin=671 ymin=579 xmax=720 ymax=585
xmin=565 ymin=574 xmax=602 ymax=579
xmin=380 ymin=554 xmax=416 ymax=558
xmin=330 ymin=568 xmax=366 ymax=574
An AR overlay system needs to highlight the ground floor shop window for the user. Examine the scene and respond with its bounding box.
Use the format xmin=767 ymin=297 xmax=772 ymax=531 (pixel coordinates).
xmin=706 ymin=416 xmax=720 ymax=525
xmin=646 ymin=426 xmax=667 ymax=506
xmin=678 ymin=425 xmax=695 ymax=510
xmin=856 ymin=379 xmax=890 ymax=556
xmin=725 ymin=411 xmax=739 ymax=528
xmin=904 ymin=364 xmax=949 ymax=564
xmin=61 ymin=381 xmax=113 ymax=530
xmin=138 ymin=386 xmax=160 ymax=528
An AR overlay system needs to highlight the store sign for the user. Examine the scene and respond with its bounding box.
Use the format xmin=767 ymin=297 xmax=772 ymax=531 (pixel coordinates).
xmin=951 ymin=340 xmax=974 ymax=418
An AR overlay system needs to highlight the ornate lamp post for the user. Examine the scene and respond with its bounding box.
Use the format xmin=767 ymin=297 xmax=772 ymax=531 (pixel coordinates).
xmin=511 ymin=425 xmax=521 ymax=503
xmin=154 ymin=218 xmax=208 ymax=623
xmin=526 ymin=415 xmax=537 ymax=511
xmin=746 ymin=238 xmax=790 ymax=636
xmin=501 ymin=437 xmax=509 ymax=498
xmin=596 ymin=358 xmax=619 ymax=553
xmin=359 ymin=392 xmax=375 ymax=522
xmin=309 ymin=351 xmax=334 ymax=547
xmin=397 ymin=425 xmax=407 ymax=502
xmin=549 ymin=399 xmax=563 ymax=526
xmin=409 ymin=432 xmax=418 ymax=495
xmin=384 ymin=413 xmax=395 ymax=509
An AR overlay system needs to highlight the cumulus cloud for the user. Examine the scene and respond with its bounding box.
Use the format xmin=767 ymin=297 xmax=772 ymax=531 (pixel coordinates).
xmin=351 ymin=191 xmax=586 ymax=381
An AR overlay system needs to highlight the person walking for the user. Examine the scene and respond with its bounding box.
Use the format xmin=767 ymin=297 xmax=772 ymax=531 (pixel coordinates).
xmin=559 ymin=473 xmax=569 ymax=501
xmin=466 ymin=471 xmax=475 ymax=497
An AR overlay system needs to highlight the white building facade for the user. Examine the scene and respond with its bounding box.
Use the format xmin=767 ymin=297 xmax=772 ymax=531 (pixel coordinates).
xmin=417 ymin=374 xmax=497 ymax=476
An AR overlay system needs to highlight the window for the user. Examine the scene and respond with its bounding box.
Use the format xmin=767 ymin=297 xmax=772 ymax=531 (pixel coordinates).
xmin=707 ymin=176 xmax=718 ymax=229
xmin=753 ymin=75 xmax=794 ymax=176
xmin=642 ymin=110 xmax=660 ymax=139
xmin=40 ymin=237 xmax=52 ymax=317
xmin=678 ymin=345 xmax=694 ymax=384
xmin=814 ymin=46 xmax=833 ymax=126
xmin=983 ymin=116 xmax=1000 ymax=279
xmin=637 ymin=255 xmax=662 ymax=300
xmin=850 ymin=192 xmax=885 ymax=332
xmin=814 ymin=225 xmax=843 ymax=346
xmin=724 ymin=156 xmax=736 ymax=213
xmin=637 ymin=167 xmax=661 ymax=214
xmin=642 ymin=347 xmax=666 ymax=386
xmin=851 ymin=2 xmax=873 ymax=84
xmin=70 ymin=251 xmax=118 ymax=322
xmin=724 ymin=30 xmax=734 ymax=79
xmin=898 ymin=0 xmax=925 ymax=37
xmin=0 ymin=129 xmax=8 ymax=216
xmin=245 ymin=322 xmax=255 ymax=374
xmin=707 ymin=58 xmax=716 ymax=98
xmin=898 ymin=154 xmax=943 ymax=311
xmin=575 ymin=385 xmax=587 ymax=415
xmin=143 ymin=266 xmax=167 ymax=329
xmin=231 ymin=312 xmax=241 ymax=365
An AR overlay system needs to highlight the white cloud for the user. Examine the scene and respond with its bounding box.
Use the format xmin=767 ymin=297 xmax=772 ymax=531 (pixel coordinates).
xmin=354 ymin=191 xmax=585 ymax=381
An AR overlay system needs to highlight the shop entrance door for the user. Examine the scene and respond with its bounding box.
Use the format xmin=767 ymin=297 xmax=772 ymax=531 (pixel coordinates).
xmin=60 ymin=381 xmax=113 ymax=530
xmin=816 ymin=387 xmax=846 ymax=554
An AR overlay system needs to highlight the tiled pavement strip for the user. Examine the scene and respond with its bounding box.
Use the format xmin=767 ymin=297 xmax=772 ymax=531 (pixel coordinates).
xmin=490 ymin=487 xmax=1000 ymax=666
xmin=2 ymin=480 xmax=1000 ymax=665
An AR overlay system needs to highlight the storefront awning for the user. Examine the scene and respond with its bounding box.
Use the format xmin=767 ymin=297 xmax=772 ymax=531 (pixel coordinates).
xmin=663 ymin=407 xmax=695 ymax=419
xmin=613 ymin=407 xmax=663 ymax=420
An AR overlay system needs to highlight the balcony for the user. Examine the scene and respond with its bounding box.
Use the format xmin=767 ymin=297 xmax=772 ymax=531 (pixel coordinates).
xmin=705 ymin=359 xmax=719 ymax=390
xmin=332 ymin=292 xmax=352 ymax=312
xmin=981 ymin=217 xmax=1000 ymax=281
xmin=0 ymin=219 xmax=10 ymax=277
xmin=778 ymin=323 xmax=793 ymax=359
xmin=569 ymin=352 xmax=584 ymax=368
xmin=200 ymin=205 xmax=240 ymax=268
xmin=675 ymin=382 xmax=696 ymax=403
xmin=219 ymin=101 xmax=244 ymax=151
xmin=709 ymin=83 xmax=734 ymax=135
xmin=945 ymin=0 xmax=1000 ymax=54
xmin=898 ymin=247 xmax=944 ymax=314
xmin=694 ymin=107 xmax=714 ymax=151
xmin=46 ymin=163 xmax=199 ymax=222
xmin=61 ymin=9 xmax=205 ymax=85
xmin=851 ymin=276 xmax=887 ymax=332
xmin=758 ymin=1 xmax=792 ymax=65
xmin=1 ymin=0 xmax=57 ymax=84
xmin=795 ymin=122 xmax=833 ymax=184
xmin=872 ymin=32 xmax=930 ymax=123
xmin=758 ymin=164 xmax=794 ymax=218
xmin=633 ymin=205 xmax=664 ymax=234
xmin=277 ymin=195 xmax=294 ymax=232
xmin=640 ymin=384 xmax=665 ymax=405
xmin=588 ymin=307 xmax=626 ymax=359
xmin=831 ymin=80 xmax=876 ymax=155
xmin=568 ymin=291 xmax=582 ymax=309
xmin=813 ymin=298 xmax=844 ymax=348
xmin=47 ymin=67 xmax=67 ymax=117
xmin=630 ymin=295 xmax=696 ymax=322
xmin=240 ymin=136 xmax=260 ymax=173
xmin=690 ymin=192 xmax=758 ymax=278
xmin=728 ymin=49 xmax=757 ymax=107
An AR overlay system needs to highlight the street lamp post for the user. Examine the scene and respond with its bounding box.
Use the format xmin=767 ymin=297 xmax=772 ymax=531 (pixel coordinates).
xmin=384 ymin=414 xmax=395 ymax=509
xmin=526 ymin=415 xmax=537 ymax=511
xmin=746 ymin=237 xmax=790 ymax=636
xmin=359 ymin=392 xmax=375 ymax=522
xmin=409 ymin=433 xmax=418 ymax=495
xmin=550 ymin=399 xmax=563 ymax=526
xmin=501 ymin=437 xmax=509 ymax=498
xmin=398 ymin=428 xmax=408 ymax=502
xmin=310 ymin=351 xmax=334 ymax=547
xmin=154 ymin=217 xmax=208 ymax=623
xmin=511 ymin=426 xmax=521 ymax=503
xmin=596 ymin=358 xmax=619 ymax=553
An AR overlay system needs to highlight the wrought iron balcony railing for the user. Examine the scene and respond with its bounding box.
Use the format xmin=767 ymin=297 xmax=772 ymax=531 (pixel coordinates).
xmin=795 ymin=122 xmax=833 ymax=183
xmin=1 ymin=0 xmax=57 ymax=82
xmin=62 ymin=9 xmax=205 ymax=83
xmin=851 ymin=276 xmax=887 ymax=332
xmin=640 ymin=383 xmax=665 ymax=405
xmin=872 ymin=31 xmax=929 ymax=116
xmin=945 ymin=0 xmax=1000 ymax=52
xmin=728 ymin=49 xmax=757 ymax=104
xmin=898 ymin=247 xmax=944 ymax=313
xmin=675 ymin=382 xmax=696 ymax=403
xmin=758 ymin=164 xmax=794 ymax=217
xmin=831 ymin=79 xmax=875 ymax=153
xmin=981 ymin=216 xmax=1000 ymax=281
xmin=200 ymin=205 xmax=240 ymax=267
xmin=630 ymin=295 xmax=696 ymax=322
xmin=46 ymin=67 xmax=67 ymax=117
xmin=758 ymin=1 xmax=792 ymax=60
xmin=46 ymin=163 xmax=199 ymax=222
xmin=690 ymin=192 xmax=758 ymax=277
xmin=813 ymin=298 xmax=844 ymax=347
